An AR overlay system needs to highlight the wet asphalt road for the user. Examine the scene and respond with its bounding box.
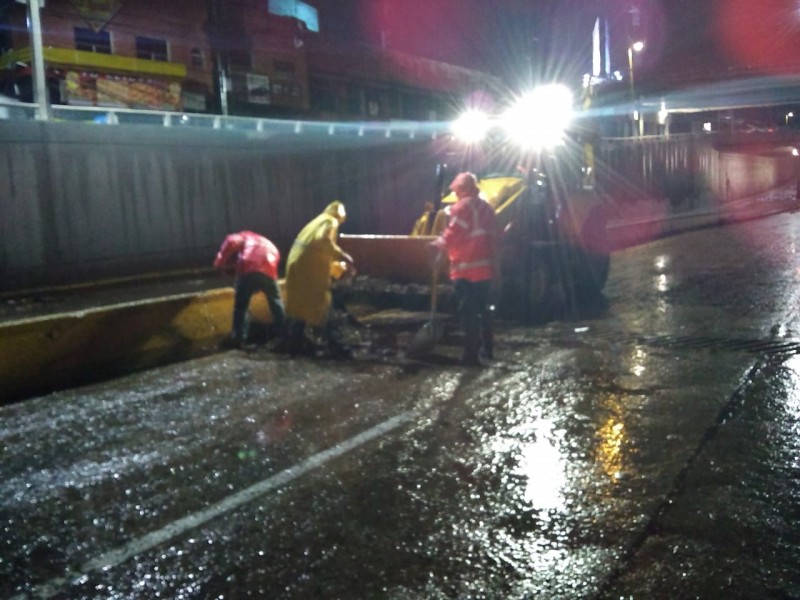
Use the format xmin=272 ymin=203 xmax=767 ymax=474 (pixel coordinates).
xmin=3 ymin=211 xmax=800 ymax=599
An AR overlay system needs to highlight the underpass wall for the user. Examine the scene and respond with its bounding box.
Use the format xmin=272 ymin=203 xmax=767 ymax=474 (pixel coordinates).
xmin=716 ymin=151 xmax=796 ymax=201
xmin=597 ymin=135 xmax=797 ymax=208
xmin=0 ymin=121 xmax=437 ymax=291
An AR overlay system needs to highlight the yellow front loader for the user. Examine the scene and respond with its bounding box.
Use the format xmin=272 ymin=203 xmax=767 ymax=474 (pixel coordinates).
xmin=340 ymin=151 xmax=610 ymax=322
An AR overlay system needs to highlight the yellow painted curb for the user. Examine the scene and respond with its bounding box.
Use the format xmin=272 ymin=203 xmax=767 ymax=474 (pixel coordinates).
xmin=0 ymin=286 xmax=280 ymax=404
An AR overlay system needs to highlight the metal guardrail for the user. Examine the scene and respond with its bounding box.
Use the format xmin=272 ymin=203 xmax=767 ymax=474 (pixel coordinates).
xmin=5 ymin=98 xmax=797 ymax=148
xmin=0 ymin=97 xmax=444 ymax=140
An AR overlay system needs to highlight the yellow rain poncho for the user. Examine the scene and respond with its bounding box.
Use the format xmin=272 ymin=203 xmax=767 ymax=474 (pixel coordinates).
xmin=284 ymin=201 xmax=350 ymax=327
xmin=410 ymin=202 xmax=435 ymax=236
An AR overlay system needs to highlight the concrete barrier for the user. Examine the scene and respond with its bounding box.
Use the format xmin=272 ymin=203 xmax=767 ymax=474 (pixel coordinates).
xmin=0 ymin=288 xmax=280 ymax=404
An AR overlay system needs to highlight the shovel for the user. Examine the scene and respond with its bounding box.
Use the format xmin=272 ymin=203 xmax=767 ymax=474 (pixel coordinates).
xmin=406 ymin=253 xmax=444 ymax=358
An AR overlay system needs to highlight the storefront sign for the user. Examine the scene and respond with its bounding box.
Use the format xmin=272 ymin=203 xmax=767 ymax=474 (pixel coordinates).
xmin=246 ymin=73 xmax=271 ymax=105
xmin=63 ymin=70 xmax=182 ymax=111
xmin=182 ymin=92 xmax=207 ymax=113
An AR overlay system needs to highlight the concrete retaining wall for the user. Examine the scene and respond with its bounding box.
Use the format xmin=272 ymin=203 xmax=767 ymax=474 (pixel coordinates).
xmin=0 ymin=121 xmax=438 ymax=290
xmin=597 ymin=135 xmax=798 ymax=206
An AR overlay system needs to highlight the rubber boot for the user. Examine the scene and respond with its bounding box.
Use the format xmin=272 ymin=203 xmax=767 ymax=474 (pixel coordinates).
xmin=480 ymin=314 xmax=494 ymax=361
xmin=276 ymin=320 xmax=312 ymax=356
xmin=462 ymin=320 xmax=482 ymax=366
xmin=325 ymin=320 xmax=353 ymax=359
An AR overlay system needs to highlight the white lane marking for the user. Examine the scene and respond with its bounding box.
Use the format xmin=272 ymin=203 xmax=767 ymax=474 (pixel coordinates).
xmin=17 ymin=410 xmax=417 ymax=600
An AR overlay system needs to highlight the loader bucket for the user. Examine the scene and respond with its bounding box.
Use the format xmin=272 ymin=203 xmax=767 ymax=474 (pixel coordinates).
xmin=339 ymin=235 xmax=446 ymax=284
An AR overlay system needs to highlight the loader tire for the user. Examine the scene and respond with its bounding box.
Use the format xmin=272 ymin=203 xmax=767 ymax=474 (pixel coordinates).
xmin=497 ymin=252 xmax=551 ymax=323
xmin=572 ymin=205 xmax=610 ymax=299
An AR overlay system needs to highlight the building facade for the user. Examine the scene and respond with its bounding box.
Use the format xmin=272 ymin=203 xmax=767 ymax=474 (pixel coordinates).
xmin=1 ymin=0 xmax=211 ymax=112
xmin=0 ymin=0 xmax=499 ymax=121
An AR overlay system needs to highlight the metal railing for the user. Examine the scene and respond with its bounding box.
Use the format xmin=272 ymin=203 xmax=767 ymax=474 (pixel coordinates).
xmin=3 ymin=97 xmax=797 ymax=147
xmin=0 ymin=97 xmax=445 ymax=140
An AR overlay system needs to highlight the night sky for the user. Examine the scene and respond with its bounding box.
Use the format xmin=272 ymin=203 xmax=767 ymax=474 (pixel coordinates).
xmin=311 ymin=0 xmax=580 ymax=86
xmin=310 ymin=0 xmax=800 ymax=90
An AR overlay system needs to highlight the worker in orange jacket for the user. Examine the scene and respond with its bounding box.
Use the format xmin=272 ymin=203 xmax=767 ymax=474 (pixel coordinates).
xmin=431 ymin=172 xmax=498 ymax=365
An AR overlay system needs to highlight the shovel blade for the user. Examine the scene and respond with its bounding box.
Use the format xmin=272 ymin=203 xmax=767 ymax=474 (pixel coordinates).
xmin=406 ymin=320 xmax=444 ymax=358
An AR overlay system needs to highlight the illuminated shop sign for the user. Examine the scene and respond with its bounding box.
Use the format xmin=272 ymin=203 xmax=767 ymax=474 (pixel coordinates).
xmin=63 ymin=70 xmax=182 ymax=111
xmin=267 ymin=0 xmax=319 ymax=32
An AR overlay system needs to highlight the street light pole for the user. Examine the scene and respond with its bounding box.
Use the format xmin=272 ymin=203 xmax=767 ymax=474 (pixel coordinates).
xmin=628 ymin=40 xmax=643 ymax=136
xmin=18 ymin=0 xmax=50 ymax=120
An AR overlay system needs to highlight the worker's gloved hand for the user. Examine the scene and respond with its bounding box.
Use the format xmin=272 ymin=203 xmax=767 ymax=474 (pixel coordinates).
xmin=330 ymin=260 xmax=347 ymax=280
xmin=430 ymin=239 xmax=446 ymax=264
xmin=344 ymin=263 xmax=357 ymax=281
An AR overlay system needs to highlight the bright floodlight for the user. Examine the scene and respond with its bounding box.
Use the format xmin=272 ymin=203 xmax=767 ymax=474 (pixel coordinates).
xmin=501 ymin=84 xmax=574 ymax=150
xmin=451 ymin=109 xmax=492 ymax=144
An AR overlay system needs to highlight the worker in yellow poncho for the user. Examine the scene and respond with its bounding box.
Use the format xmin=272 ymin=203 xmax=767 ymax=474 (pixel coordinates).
xmin=410 ymin=201 xmax=435 ymax=236
xmin=283 ymin=201 xmax=355 ymax=356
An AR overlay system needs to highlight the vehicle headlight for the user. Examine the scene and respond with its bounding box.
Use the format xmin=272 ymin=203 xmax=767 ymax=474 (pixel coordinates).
xmin=451 ymin=109 xmax=493 ymax=144
xmin=500 ymin=84 xmax=574 ymax=150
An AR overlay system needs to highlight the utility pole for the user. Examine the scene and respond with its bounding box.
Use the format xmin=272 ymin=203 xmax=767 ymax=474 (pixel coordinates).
xmin=17 ymin=0 xmax=50 ymax=120
xmin=208 ymin=0 xmax=229 ymax=115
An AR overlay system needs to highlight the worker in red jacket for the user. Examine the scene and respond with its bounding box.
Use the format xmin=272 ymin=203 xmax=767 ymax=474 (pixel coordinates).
xmin=214 ymin=231 xmax=285 ymax=349
xmin=431 ymin=172 xmax=498 ymax=365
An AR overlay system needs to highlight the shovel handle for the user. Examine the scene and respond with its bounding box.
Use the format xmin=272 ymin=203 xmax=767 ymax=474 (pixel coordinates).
xmin=430 ymin=251 xmax=442 ymax=317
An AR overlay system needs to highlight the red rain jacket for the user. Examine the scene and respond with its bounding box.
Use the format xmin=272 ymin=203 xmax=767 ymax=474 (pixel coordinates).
xmin=214 ymin=231 xmax=280 ymax=280
xmin=437 ymin=195 xmax=497 ymax=282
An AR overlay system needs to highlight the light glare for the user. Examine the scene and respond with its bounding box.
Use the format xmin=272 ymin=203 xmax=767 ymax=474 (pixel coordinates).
xmin=501 ymin=84 xmax=573 ymax=150
xmin=451 ymin=109 xmax=492 ymax=144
